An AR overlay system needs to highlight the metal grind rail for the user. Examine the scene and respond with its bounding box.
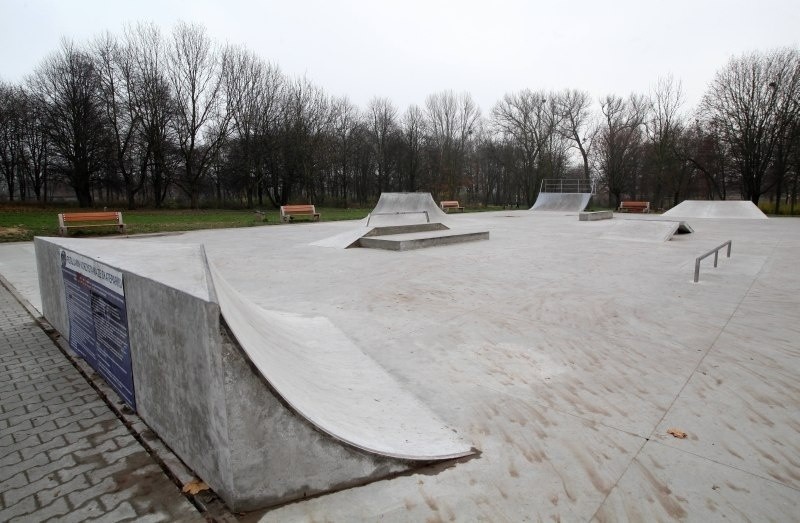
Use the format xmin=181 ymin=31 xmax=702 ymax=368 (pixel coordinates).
xmin=694 ymin=240 xmax=732 ymax=283
xmin=366 ymin=210 xmax=430 ymax=226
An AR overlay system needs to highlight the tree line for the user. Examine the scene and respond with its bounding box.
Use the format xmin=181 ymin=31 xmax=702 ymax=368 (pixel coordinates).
xmin=1 ymin=22 xmax=799 ymax=212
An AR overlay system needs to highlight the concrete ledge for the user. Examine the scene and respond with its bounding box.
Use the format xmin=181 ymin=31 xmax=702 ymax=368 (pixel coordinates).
xmin=579 ymin=211 xmax=613 ymax=221
xmin=358 ymin=230 xmax=490 ymax=251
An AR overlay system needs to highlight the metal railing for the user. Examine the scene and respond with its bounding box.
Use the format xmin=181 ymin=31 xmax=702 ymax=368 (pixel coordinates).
xmin=366 ymin=210 xmax=430 ymax=226
xmin=539 ymin=178 xmax=595 ymax=194
xmin=694 ymin=240 xmax=732 ymax=283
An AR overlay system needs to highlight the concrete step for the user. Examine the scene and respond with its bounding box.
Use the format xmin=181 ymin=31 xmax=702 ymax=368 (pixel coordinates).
xmin=357 ymin=229 xmax=489 ymax=251
xmin=364 ymin=223 xmax=448 ymax=237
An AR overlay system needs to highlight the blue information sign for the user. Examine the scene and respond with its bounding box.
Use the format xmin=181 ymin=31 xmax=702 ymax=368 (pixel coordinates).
xmin=61 ymin=249 xmax=136 ymax=410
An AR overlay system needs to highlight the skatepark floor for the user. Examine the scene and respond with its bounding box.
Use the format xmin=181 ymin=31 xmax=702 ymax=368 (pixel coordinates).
xmin=0 ymin=210 xmax=798 ymax=521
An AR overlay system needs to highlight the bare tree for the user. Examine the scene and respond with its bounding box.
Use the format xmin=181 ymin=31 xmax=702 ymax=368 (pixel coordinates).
xmin=28 ymin=39 xmax=108 ymax=207
xmin=93 ymin=31 xmax=144 ymax=208
xmin=224 ymin=44 xmax=284 ymax=206
xmin=701 ymin=48 xmax=800 ymax=204
xmin=328 ymin=96 xmax=360 ymax=202
xmin=0 ymin=82 xmax=26 ymax=200
xmin=366 ymin=97 xmax=398 ymax=194
xmin=126 ymin=22 xmax=176 ymax=207
xmin=557 ymin=89 xmax=596 ymax=183
xmin=596 ymin=94 xmax=646 ymax=207
xmin=492 ymin=89 xmax=554 ymax=204
xmin=270 ymin=77 xmax=330 ymax=205
xmin=426 ymin=90 xmax=480 ymax=199
xmin=167 ymin=21 xmax=230 ymax=208
xmin=400 ymin=104 xmax=424 ymax=192
xmin=645 ymin=74 xmax=687 ymax=206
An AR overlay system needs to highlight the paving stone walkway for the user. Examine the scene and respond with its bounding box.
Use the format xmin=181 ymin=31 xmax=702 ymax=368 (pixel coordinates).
xmin=0 ymin=282 xmax=203 ymax=522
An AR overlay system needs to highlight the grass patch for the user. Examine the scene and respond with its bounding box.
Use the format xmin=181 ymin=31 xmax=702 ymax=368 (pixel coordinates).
xmin=758 ymin=201 xmax=800 ymax=216
xmin=0 ymin=205 xmax=372 ymax=242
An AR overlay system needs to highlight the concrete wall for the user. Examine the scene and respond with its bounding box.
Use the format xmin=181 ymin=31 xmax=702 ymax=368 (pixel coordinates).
xmin=33 ymin=237 xmax=416 ymax=511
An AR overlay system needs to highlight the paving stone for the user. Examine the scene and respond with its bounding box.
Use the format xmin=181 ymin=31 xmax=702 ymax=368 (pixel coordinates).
xmin=0 ymin=491 xmax=37 ymax=521
xmin=0 ymin=283 xmax=202 ymax=522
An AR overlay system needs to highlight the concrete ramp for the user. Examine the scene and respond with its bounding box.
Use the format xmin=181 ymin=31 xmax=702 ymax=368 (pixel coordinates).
xmin=366 ymin=192 xmax=449 ymax=226
xmin=531 ymin=192 xmax=592 ymax=212
xmin=33 ymin=236 xmax=472 ymax=510
xmin=313 ymin=192 xmax=489 ymax=249
xmin=209 ymin=262 xmax=471 ymax=460
xmin=599 ymin=220 xmax=683 ymax=242
xmin=663 ymin=200 xmax=768 ymax=219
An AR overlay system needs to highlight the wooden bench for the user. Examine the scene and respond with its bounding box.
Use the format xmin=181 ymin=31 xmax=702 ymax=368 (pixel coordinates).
xmin=280 ymin=204 xmax=320 ymax=223
xmin=440 ymin=200 xmax=464 ymax=213
xmin=58 ymin=212 xmax=127 ymax=236
xmin=618 ymin=201 xmax=651 ymax=213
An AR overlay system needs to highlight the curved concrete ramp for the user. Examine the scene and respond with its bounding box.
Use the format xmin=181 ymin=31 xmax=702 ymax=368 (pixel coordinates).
xmin=366 ymin=192 xmax=450 ymax=226
xmin=531 ymin=192 xmax=592 ymax=212
xmin=208 ymin=262 xmax=472 ymax=461
xmin=663 ymin=200 xmax=768 ymax=219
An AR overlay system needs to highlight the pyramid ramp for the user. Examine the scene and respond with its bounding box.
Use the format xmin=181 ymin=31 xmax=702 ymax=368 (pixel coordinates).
xmin=598 ymin=220 xmax=683 ymax=242
xmin=662 ymin=200 xmax=768 ymax=219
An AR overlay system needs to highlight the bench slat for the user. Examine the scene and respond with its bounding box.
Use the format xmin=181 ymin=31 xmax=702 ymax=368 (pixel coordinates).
xmin=440 ymin=200 xmax=464 ymax=212
xmin=58 ymin=212 xmax=126 ymax=236
xmin=280 ymin=204 xmax=320 ymax=222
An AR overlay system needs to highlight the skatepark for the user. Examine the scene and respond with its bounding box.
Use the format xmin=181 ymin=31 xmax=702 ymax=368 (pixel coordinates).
xmin=0 ymin=194 xmax=798 ymax=520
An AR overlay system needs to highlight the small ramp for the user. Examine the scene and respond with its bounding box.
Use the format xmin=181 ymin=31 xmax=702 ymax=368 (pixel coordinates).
xmin=531 ymin=179 xmax=593 ymax=212
xmin=598 ymin=219 xmax=690 ymax=242
xmin=662 ymin=200 xmax=768 ymax=219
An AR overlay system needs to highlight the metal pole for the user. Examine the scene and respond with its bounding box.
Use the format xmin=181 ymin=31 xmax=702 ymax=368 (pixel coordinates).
xmin=694 ymin=259 xmax=701 ymax=283
xmin=727 ymin=241 xmax=732 ymax=257
xmin=714 ymin=250 xmax=719 ymax=267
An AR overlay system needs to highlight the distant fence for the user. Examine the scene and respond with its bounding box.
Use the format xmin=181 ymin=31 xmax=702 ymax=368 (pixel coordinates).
xmin=539 ymin=179 xmax=595 ymax=194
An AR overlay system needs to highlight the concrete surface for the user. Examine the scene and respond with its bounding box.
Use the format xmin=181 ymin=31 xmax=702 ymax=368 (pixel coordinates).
xmin=0 ymin=279 xmax=201 ymax=522
xmin=1 ymin=208 xmax=798 ymax=520
xmin=531 ymin=192 xmax=592 ymax=212
xmin=663 ymin=200 xmax=768 ymax=219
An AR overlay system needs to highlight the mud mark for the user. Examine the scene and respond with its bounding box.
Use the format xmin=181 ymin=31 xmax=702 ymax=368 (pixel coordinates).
xmin=636 ymin=460 xmax=688 ymax=519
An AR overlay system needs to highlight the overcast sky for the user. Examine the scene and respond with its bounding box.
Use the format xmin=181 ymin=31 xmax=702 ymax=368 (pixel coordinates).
xmin=2 ymin=0 xmax=798 ymax=114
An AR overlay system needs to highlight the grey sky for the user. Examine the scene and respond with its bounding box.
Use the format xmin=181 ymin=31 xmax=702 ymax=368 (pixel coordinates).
xmin=1 ymin=0 xmax=798 ymax=114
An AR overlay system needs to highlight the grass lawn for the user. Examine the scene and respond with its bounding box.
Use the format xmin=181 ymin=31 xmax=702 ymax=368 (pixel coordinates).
xmin=0 ymin=205 xmax=373 ymax=242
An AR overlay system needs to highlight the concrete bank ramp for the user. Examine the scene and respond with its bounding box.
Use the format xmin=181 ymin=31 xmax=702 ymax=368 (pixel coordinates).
xmin=531 ymin=192 xmax=592 ymax=212
xmin=598 ymin=219 xmax=688 ymax=242
xmin=662 ymin=200 xmax=768 ymax=219
xmin=586 ymin=218 xmax=694 ymax=243
xmin=208 ymin=262 xmax=472 ymax=460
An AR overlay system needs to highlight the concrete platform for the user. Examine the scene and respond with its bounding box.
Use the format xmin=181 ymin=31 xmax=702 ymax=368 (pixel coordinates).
xmin=357 ymin=229 xmax=490 ymax=251
xmin=1 ymin=209 xmax=799 ymax=520
xmin=663 ymin=200 xmax=768 ymax=219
